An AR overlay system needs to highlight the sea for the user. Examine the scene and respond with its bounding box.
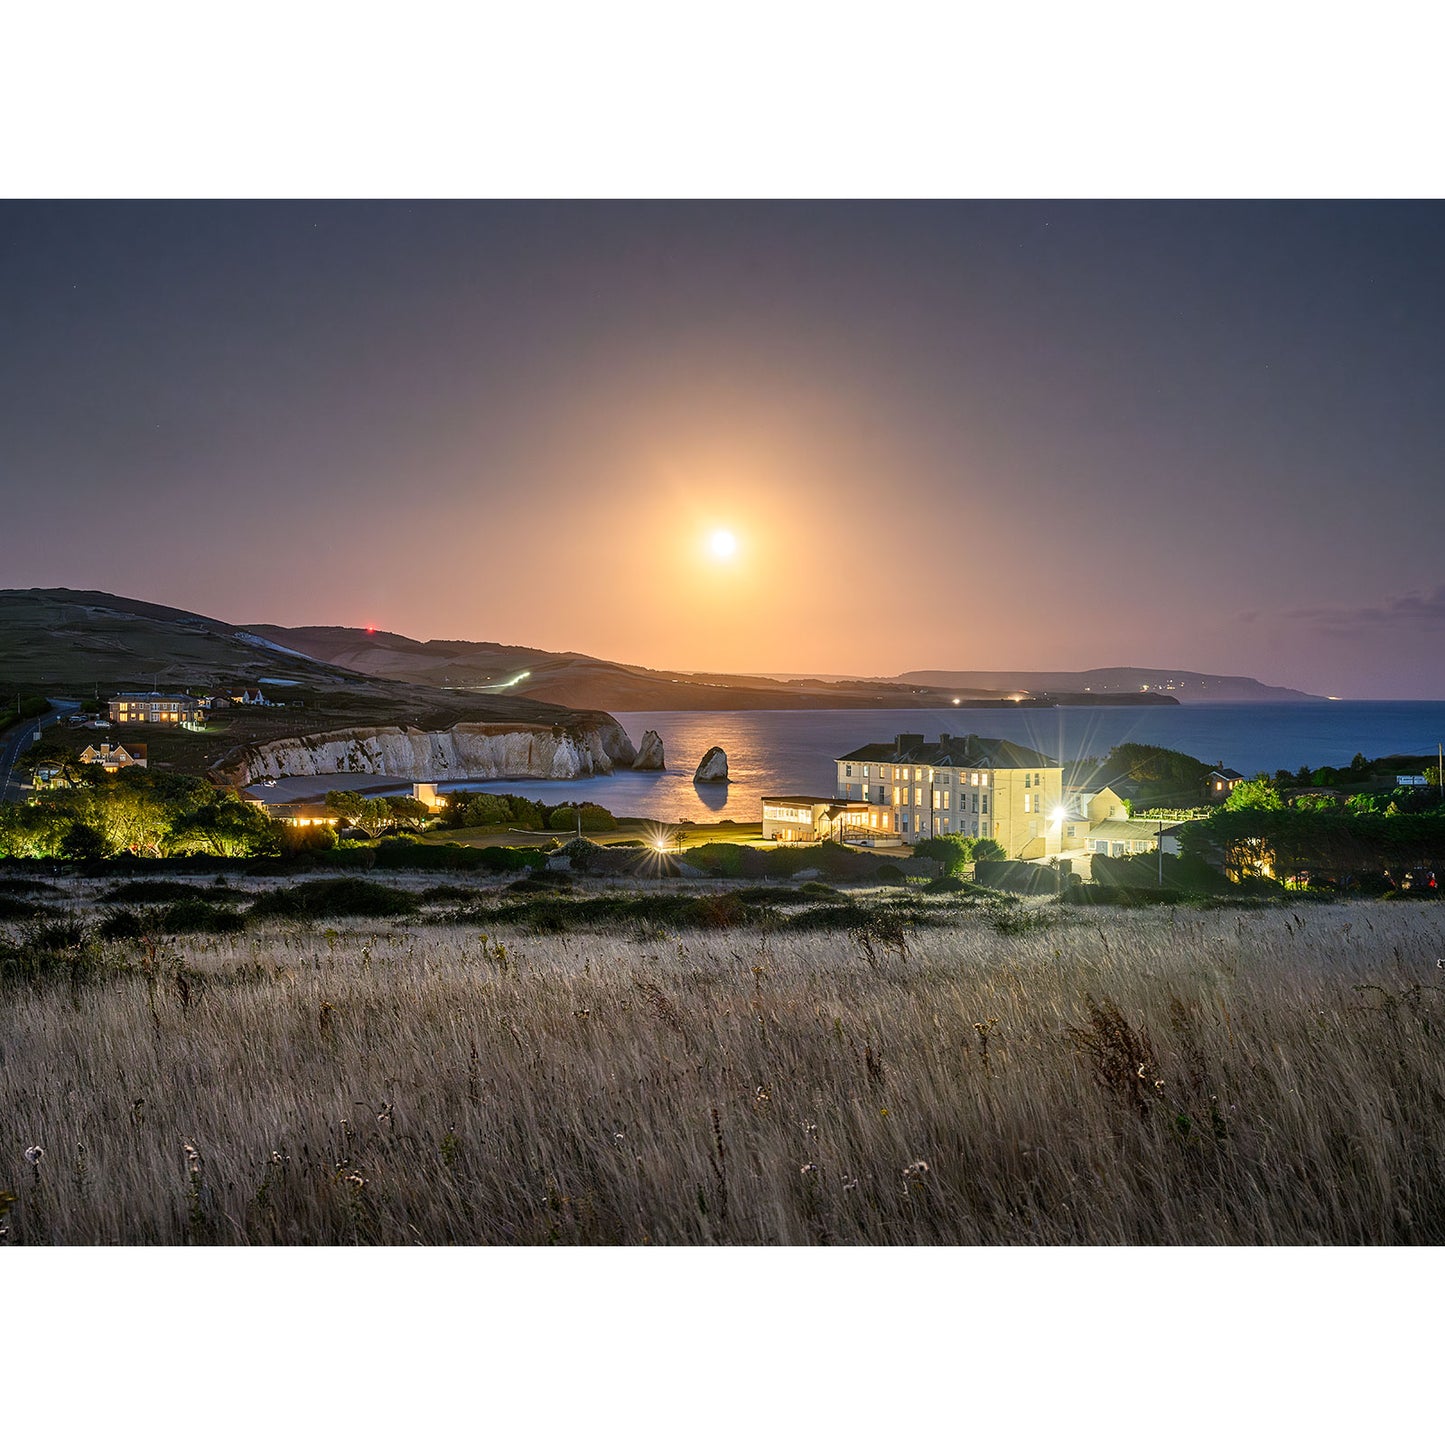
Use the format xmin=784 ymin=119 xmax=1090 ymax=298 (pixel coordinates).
xmin=439 ymin=701 xmax=1445 ymax=824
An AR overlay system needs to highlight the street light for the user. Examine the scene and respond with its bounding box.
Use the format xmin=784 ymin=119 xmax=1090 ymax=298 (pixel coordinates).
xmin=1050 ymin=806 xmax=1067 ymax=896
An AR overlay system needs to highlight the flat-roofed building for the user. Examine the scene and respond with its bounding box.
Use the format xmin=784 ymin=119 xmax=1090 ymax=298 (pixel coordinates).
xmin=761 ymin=795 xmax=872 ymax=843
xmin=1086 ymin=818 xmax=1184 ymax=857
xmin=835 ymin=732 xmax=1063 ymax=859
xmin=107 ymin=692 xmax=206 ymax=727
xmin=254 ymin=800 xmax=341 ymax=828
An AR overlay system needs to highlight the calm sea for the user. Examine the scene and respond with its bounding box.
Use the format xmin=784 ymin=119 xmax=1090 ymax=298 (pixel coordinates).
xmin=446 ymin=702 xmax=1445 ymax=824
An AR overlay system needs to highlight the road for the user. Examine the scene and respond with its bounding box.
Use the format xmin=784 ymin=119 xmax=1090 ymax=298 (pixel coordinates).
xmin=0 ymin=701 xmax=80 ymax=803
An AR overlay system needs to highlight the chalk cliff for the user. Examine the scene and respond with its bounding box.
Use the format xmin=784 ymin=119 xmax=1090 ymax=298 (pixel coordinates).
xmin=634 ymin=729 xmax=666 ymax=770
xmin=209 ymin=718 xmax=639 ymax=788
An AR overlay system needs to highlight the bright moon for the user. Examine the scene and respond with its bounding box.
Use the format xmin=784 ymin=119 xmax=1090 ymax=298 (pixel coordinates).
xmin=708 ymin=529 xmax=737 ymax=560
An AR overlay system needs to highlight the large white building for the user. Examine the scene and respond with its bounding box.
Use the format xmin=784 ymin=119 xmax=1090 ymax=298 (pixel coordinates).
xmin=834 ymin=732 xmax=1063 ymax=859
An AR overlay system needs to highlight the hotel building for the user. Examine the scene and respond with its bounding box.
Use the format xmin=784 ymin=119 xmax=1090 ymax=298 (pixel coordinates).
xmin=834 ymin=733 xmax=1063 ymax=859
xmin=107 ymin=692 xmax=207 ymax=727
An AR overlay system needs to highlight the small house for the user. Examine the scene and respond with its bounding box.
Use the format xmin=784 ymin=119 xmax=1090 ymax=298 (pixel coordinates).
xmin=1204 ymin=767 xmax=1244 ymax=802
xmin=79 ymin=741 xmax=148 ymax=772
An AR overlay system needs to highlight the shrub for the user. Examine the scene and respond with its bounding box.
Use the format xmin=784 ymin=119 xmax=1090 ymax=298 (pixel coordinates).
xmin=0 ymin=915 xmax=103 ymax=986
xmin=506 ymin=874 xmax=574 ymax=894
xmin=368 ymin=840 xmax=545 ymax=874
xmin=558 ymin=838 xmax=602 ymax=871
xmin=102 ymin=880 xmax=245 ymax=904
xmin=799 ymin=880 xmax=840 ymax=898
xmin=159 ymin=899 xmax=247 ymax=933
xmin=547 ymin=804 xmax=618 ymax=833
xmin=248 ymin=878 xmax=420 ymax=921
xmin=923 ymin=875 xmax=968 ymax=894
xmin=0 ymin=894 xmax=51 ymax=922
xmin=100 ymin=901 xmax=247 ymax=937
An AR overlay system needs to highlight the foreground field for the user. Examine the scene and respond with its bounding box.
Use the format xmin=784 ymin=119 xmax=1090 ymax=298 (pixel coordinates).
xmin=3 ymin=889 xmax=1444 ymax=1244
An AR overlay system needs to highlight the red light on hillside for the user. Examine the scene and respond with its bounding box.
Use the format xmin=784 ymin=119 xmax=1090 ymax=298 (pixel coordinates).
xmin=365 ymin=625 xmax=376 ymax=634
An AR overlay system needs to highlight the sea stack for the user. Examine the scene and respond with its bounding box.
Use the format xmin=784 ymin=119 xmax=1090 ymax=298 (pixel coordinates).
xmin=693 ymin=746 xmax=729 ymax=782
xmin=634 ymin=730 xmax=666 ymax=770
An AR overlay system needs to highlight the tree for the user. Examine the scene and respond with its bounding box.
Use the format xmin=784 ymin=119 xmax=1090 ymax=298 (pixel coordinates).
xmin=353 ymin=798 xmax=394 ymax=839
xmin=1222 ymin=777 xmax=1285 ymax=812
xmin=172 ymin=797 xmax=282 ymax=857
xmin=387 ymin=797 xmax=432 ymax=831
xmin=324 ymin=791 xmax=368 ymax=829
xmin=909 ymin=835 xmax=975 ymax=875
xmin=1096 ymin=743 xmax=1212 ymax=808
xmin=60 ymin=821 xmax=109 ymax=861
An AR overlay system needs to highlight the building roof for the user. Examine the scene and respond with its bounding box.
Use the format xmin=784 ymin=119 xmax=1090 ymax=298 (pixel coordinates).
xmin=1206 ymin=768 xmax=1245 ymax=781
xmin=836 ymin=733 xmax=1058 ymax=769
xmin=763 ymin=795 xmax=868 ymax=807
xmin=259 ymin=802 xmax=340 ymax=822
xmin=110 ymin=692 xmax=203 ymax=705
xmin=80 ymin=741 xmax=147 ymax=761
xmin=1089 ymin=818 xmax=1184 ymax=842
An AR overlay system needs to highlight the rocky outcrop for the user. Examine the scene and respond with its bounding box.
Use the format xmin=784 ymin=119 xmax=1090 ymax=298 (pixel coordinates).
xmin=634 ymin=730 xmax=665 ymax=770
xmin=208 ymin=717 xmax=638 ymax=789
xmin=693 ymin=746 xmax=729 ymax=782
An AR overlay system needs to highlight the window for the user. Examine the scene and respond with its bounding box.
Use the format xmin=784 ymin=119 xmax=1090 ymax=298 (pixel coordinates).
xmin=1024 ymin=794 xmax=1031 ymax=813
xmin=914 ymin=788 xmax=923 ymax=806
xmin=982 ymin=797 xmax=989 ymax=814
xmin=845 ymin=765 xmax=853 ymax=777
xmin=863 ymin=766 xmax=870 ymax=778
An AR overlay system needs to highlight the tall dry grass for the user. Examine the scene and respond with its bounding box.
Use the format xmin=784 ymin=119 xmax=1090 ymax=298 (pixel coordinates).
xmin=3 ymin=898 xmax=1444 ymax=1243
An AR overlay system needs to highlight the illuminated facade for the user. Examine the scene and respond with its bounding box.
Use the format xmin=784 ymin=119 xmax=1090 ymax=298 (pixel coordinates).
xmin=107 ymin=693 xmax=206 ymax=727
xmin=761 ymin=795 xmax=870 ymax=843
xmin=79 ymin=741 xmax=148 ymax=772
xmin=835 ymin=733 xmax=1063 ymax=859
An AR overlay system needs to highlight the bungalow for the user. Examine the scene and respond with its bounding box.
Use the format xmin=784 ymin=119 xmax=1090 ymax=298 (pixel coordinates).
xmin=761 ymin=795 xmax=872 ymax=843
xmin=1086 ymin=818 xmax=1184 ymax=857
xmin=254 ymin=800 xmax=340 ymax=828
xmin=1204 ymin=767 xmax=1244 ymax=802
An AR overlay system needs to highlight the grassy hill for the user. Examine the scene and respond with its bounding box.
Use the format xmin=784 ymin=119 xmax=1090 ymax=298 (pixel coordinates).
xmin=0 ymin=589 xmax=616 ymax=776
xmin=247 ymin=623 xmax=1015 ymax=711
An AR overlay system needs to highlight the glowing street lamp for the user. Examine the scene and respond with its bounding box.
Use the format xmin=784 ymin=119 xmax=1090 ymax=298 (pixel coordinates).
xmin=1050 ymin=806 xmax=1068 ymax=895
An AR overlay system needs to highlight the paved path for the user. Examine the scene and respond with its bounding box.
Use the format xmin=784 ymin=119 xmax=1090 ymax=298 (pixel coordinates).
xmin=0 ymin=701 xmax=80 ymax=803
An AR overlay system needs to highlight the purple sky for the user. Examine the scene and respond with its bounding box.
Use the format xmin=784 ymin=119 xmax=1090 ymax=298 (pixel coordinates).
xmin=3 ymin=201 xmax=1442 ymax=697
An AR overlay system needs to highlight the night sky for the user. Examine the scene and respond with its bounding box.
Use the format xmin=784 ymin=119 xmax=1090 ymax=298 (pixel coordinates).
xmin=3 ymin=201 xmax=1443 ymax=697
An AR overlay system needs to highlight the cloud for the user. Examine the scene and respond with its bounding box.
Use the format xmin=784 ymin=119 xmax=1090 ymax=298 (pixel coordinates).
xmin=1282 ymin=583 xmax=1445 ymax=636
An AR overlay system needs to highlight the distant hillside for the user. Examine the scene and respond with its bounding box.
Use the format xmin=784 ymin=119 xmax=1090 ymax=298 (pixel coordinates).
xmin=246 ymin=624 xmax=1013 ymax=712
xmin=1 ymin=589 xmax=1306 ymax=730
xmin=892 ymin=667 xmax=1323 ymax=704
xmin=0 ymin=589 xmax=618 ymax=775
xmin=250 ymin=625 xmax=1316 ymax=709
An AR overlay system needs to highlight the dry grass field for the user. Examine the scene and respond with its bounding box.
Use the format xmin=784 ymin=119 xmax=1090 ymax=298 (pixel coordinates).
xmin=3 ymin=885 xmax=1444 ymax=1245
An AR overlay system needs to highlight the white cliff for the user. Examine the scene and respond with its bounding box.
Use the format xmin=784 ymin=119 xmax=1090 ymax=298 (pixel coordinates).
xmin=210 ymin=718 xmax=638 ymax=788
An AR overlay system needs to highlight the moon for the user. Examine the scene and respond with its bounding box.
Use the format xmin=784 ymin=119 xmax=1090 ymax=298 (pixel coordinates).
xmin=708 ymin=529 xmax=738 ymax=560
